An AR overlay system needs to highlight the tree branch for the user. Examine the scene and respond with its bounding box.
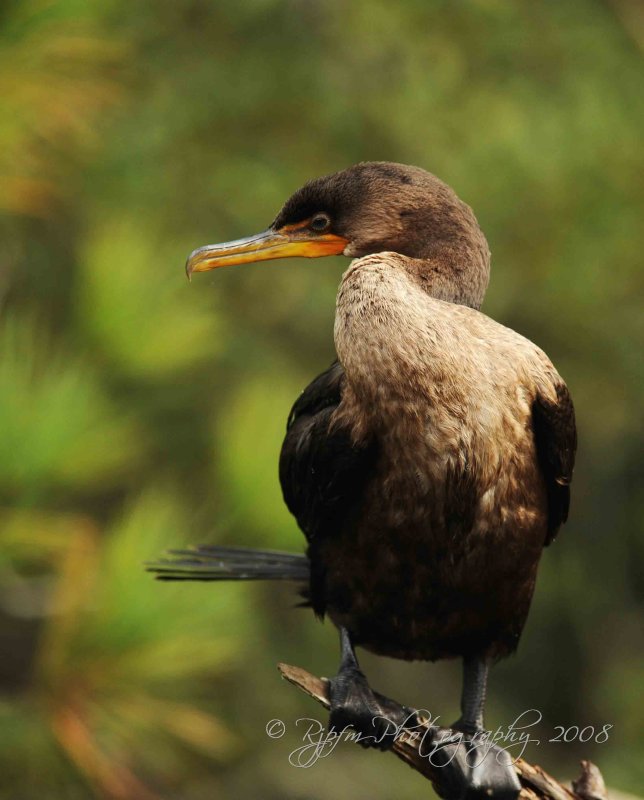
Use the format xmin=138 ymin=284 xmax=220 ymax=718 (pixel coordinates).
xmin=277 ymin=662 xmax=608 ymax=800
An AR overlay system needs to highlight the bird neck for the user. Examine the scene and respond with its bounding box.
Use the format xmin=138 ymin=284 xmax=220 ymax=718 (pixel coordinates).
xmin=343 ymin=193 xmax=491 ymax=309
xmin=335 ymin=254 xmax=450 ymax=408
xmin=401 ymin=239 xmax=490 ymax=311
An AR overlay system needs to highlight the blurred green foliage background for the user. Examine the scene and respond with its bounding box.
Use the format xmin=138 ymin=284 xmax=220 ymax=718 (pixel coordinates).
xmin=0 ymin=1 xmax=642 ymax=797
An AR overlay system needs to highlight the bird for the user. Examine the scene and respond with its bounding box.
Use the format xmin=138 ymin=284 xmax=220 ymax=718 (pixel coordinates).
xmin=150 ymin=162 xmax=576 ymax=798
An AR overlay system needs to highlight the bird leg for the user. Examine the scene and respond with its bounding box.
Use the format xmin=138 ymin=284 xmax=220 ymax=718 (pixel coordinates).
xmin=453 ymin=655 xmax=489 ymax=734
xmin=432 ymin=655 xmax=521 ymax=799
xmin=327 ymin=627 xmax=419 ymax=751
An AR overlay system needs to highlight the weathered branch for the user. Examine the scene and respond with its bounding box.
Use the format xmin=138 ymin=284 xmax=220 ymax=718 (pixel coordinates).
xmin=278 ymin=662 xmax=608 ymax=800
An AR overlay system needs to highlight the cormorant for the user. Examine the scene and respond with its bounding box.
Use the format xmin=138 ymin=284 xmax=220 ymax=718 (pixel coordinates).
xmin=151 ymin=163 xmax=577 ymax=799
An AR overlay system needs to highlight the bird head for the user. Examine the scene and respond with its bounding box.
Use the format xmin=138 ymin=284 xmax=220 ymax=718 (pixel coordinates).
xmin=187 ymin=162 xmax=490 ymax=309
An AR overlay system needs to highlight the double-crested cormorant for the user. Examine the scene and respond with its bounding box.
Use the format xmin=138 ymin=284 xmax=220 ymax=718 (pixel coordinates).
xmin=153 ymin=163 xmax=576 ymax=799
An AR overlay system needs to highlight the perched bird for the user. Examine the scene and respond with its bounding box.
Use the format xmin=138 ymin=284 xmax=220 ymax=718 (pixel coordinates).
xmin=151 ymin=163 xmax=576 ymax=798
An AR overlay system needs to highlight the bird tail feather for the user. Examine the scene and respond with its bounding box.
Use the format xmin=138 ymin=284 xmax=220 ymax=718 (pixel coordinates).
xmin=147 ymin=544 xmax=310 ymax=582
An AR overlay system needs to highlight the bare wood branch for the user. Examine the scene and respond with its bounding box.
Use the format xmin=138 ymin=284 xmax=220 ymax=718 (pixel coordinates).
xmin=277 ymin=662 xmax=608 ymax=800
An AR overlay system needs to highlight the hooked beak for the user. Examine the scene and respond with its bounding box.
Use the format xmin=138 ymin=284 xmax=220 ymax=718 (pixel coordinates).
xmin=186 ymin=225 xmax=349 ymax=279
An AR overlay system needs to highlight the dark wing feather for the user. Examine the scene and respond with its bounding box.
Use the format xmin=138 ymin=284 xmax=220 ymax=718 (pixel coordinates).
xmin=279 ymin=361 xmax=376 ymax=614
xmin=532 ymin=381 xmax=577 ymax=546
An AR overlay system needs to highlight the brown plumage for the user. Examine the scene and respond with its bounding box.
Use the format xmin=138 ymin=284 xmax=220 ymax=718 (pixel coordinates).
xmin=152 ymin=162 xmax=576 ymax=798
xmin=273 ymin=164 xmax=575 ymax=662
xmin=328 ymin=250 xmax=572 ymax=661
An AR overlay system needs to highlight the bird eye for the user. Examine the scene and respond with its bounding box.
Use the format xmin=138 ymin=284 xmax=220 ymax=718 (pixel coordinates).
xmin=310 ymin=214 xmax=330 ymax=232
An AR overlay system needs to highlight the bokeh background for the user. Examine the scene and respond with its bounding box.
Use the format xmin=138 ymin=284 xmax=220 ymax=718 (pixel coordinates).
xmin=0 ymin=1 xmax=642 ymax=798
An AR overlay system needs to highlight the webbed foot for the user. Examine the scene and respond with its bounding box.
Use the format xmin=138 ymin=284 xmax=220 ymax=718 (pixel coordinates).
xmin=430 ymin=727 xmax=521 ymax=800
xmin=327 ymin=666 xmax=418 ymax=751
